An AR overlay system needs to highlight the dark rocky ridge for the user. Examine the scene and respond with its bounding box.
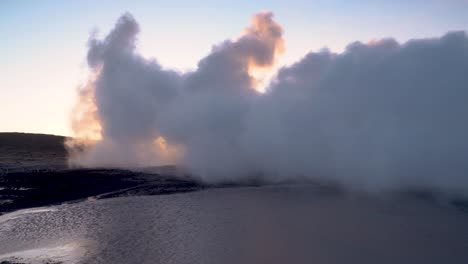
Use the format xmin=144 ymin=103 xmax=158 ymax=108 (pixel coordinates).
xmin=1 ymin=132 xmax=467 ymax=215
xmin=0 ymin=133 xmax=203 ymax=214
xmin=0 ymin=132 xmax=67 ymax=171
xmin=0 ymin=168 xmax=203 ymax=215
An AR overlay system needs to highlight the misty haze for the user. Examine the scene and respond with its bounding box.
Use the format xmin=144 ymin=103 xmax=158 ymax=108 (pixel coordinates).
xmin=1 ymin=1 xmax=468 ymax=263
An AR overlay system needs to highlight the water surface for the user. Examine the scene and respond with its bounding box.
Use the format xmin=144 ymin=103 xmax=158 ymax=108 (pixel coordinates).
xmin=1 ymin=185 xmax=468 ymax=263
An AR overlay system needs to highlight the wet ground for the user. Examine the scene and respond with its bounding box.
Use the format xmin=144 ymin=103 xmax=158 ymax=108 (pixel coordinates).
xmin=0 ymin=168 xmax=203 ymax=215
xmin=1 ymin=185 xmax=468 ymax=264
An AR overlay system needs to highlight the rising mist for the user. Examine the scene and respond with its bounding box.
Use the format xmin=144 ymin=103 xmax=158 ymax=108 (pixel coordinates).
xmin=67 ymin=12 xmax=468 ymax=195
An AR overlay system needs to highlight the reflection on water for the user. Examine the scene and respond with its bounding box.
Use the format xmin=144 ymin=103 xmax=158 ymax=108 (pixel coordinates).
xmin=0 ymin=241 xmax=91 ymax=264
xmin=1 ymin=185 xmax=468 ymax=263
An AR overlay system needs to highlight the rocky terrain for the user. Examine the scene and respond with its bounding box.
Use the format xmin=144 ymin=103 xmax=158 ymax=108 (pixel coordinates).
xmin=0 ymin=133 xmax=202 ymax=215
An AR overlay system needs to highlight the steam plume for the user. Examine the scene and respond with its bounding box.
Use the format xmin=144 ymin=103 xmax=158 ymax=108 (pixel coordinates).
xmin=68 ymin=12 xmax=468 ymax=195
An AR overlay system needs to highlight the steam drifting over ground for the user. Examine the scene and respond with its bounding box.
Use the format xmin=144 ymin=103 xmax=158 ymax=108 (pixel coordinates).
xmin=68 ymin=12 xmax=468 ymax=195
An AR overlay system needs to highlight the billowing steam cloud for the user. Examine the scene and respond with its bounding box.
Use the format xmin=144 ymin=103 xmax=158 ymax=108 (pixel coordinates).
xmin=68 ymin=11 xmax=468 ymax=195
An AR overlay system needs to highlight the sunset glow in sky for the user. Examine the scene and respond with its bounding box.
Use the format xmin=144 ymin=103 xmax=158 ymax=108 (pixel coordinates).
xmin=1 ymin=0 xmax=468 ymax=136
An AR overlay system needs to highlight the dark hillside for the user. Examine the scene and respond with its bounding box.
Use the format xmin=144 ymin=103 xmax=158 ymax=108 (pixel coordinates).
xmin=0 ymin=132 xmax=66 ymax=151
xmin=0 ymin=132 xmax=67 ymax=169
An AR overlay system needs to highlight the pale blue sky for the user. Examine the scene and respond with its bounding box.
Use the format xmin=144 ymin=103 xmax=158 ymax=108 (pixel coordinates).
xmin=1 ymin=0 xmax=467 ymax=136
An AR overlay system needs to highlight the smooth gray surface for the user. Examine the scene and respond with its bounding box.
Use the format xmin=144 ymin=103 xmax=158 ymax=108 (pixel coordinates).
xmin=1 ymin=185 xmax=468 ymax=263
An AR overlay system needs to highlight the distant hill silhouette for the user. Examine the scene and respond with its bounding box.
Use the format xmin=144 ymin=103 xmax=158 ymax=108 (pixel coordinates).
xmin=0 ymin=132 xmax=67 ymax=168
xmin=0 ymin=132 xmax=66 ymax=151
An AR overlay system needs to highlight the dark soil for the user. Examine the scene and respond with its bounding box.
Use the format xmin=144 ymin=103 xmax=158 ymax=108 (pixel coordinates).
xmin=0 ymin=133 xmax=203 ymax=215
